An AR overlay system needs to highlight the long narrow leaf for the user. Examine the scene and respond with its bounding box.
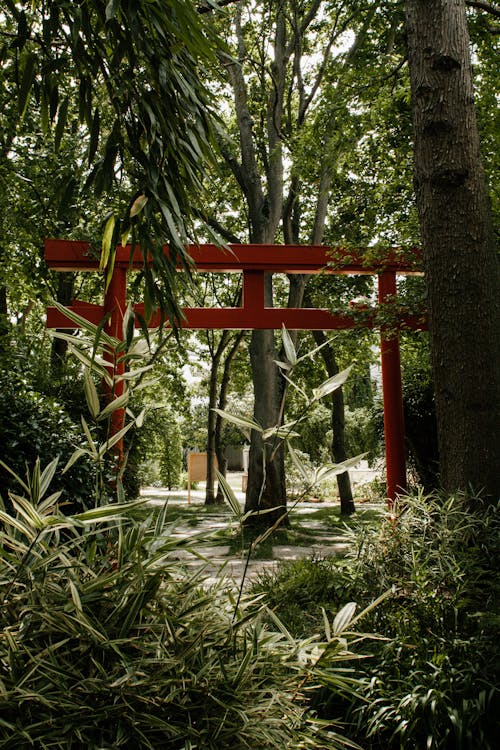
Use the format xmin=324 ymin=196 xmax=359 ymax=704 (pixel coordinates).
xmin=0 ymin=459 xmax=30 ymax=494
xmin=216 ymin=470 xmax=242 ymax=520
xmin=313 ymin=365 xmax=353 ymax=400
xmin=51 ymin=300 xmax=118 ymax=348
xmin=98 ymin=421 xmax=135 ymax=456
xmin=97 ymin=390 xmax=130 ymax=421
xmin=211 ymin=408 xmax=262 ymax=433
xmin=84 ymin=368 xmax=100 ymax=419
xmin=39 ymin=457 xmax=59 ymax=501
xmin=281 ymin=325 xmax=297 ymax=366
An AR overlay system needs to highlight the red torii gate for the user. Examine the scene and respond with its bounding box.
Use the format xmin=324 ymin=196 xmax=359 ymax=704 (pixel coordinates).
xmin=45 ymin=239 xmax=426 ymax=507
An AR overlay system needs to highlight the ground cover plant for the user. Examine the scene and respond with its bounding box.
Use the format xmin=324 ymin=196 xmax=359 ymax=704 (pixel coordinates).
xmin=253 ymin=491 xmax=500 ymax=749
xmin=0 ymin=456 xmax=377 ymax=750
xmin=0 ymin=320 xmax=375 ymax=749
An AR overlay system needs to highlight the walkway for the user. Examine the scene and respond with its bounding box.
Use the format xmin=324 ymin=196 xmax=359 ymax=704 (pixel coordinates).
xmin=141 ymin=465 xmax=383 ymax=587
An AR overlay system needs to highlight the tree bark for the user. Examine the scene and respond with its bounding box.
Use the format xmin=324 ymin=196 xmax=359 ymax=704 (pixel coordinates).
xmin=215 ymin=330 xmax=246 ymax=503
xmin=309 ymin=326 xmax=355 ymax=515
xmin=405 ymin=0 xmax=500 ymax=499
xmin=205 ymin=330 xmax=231 ymax=504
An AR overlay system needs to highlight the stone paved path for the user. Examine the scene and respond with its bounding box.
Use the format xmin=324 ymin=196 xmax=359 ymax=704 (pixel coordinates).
xmin=141 ymin=470 xmax=383 ymax=587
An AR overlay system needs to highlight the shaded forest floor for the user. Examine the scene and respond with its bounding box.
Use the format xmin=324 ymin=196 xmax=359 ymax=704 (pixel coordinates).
xmin=141 ymin=470 xmax=385 ymax=585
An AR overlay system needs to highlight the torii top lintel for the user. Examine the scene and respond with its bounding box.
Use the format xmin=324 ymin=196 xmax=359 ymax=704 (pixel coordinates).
xmin=44 ymin=240 xmax=423 ymax=275
xmin=44 ymin=239 xmax=425 ymax=332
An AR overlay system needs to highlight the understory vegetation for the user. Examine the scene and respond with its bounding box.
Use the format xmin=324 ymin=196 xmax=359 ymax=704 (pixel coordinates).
xmin=0 ymin=457 xmax=376 ymax=750
xmin=253 ymin=492 xmax=500 ymax=749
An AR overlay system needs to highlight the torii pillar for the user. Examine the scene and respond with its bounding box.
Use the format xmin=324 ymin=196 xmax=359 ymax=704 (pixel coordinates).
xmin=378 ymin=270 xmax=407 ymax=502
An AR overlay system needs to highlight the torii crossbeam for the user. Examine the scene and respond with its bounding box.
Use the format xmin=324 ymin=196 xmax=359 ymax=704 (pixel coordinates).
xmin=45 ymin=239 xmax=427 ymax=507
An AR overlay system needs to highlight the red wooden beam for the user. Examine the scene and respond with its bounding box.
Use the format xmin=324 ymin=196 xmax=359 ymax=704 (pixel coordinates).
xmin=44 ymin=239 xmax=423 ymax=275
xmin=378 ymin=271 xmax=407 ymax=510
xmin=46 ymin=303 xmax=427 ymax=332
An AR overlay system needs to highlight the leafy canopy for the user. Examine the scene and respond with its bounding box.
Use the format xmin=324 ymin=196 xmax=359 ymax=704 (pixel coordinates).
xmin=3 ymin=0 xmax=221 ymax=322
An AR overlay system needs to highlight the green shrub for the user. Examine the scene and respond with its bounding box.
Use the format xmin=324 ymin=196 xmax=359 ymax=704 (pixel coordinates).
xmin=0 ymin=463 xmax=365 ymax=750
xmin=339 ymin=493 xmax=500 ymax=749
xmin=135 ymin=407 xmax=183 ymax=490
xmin=254 ymin=491 xmax=500 ymax=749
xmin=0 ymin=371 xmax=95 ymax=512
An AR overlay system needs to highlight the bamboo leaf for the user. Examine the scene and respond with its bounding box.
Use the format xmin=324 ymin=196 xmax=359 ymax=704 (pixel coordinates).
xmin=50 ymin=300 xmax=118 ymax=347
xmin=0 ymin=510 xmax=35 ymax=540
xmin=216 ymin=470 xmax=242 ymax=520
xmin=80 ymin=415 xmax=98 ymax=456
xmin=104 ymin=245 xmax=117 ymax=293
xmin=281 ymin=325 xmax=297 ymax=366
xmin=274 ymin=359 xmax=293 ymax=371
xmin=314 ymin=453 xmax=368 ymax=482
xmin=10 ymin=493 xmax=44 ymax=529
xmin=62 ymin=447 xmax=89 ymax=474
xmin=54 ymin=96 xmax=69 ymax=152
xmin=313 ymin=365 xmax=353 ymax=401
xmin=287 ymin=443 xmax=310 ymax=481
xmin=18 ymin=51 xmax=36 ymax=118
xmin=332 ymin=602 xmax=357 ymax=636
xmin=98 ymin=421 xmax=134 ymax=456
xmin=84 ymin=368 xmax=100 ymax=419
xmin=130 ymin=193 xmax=148 ymax=218
xmin=69 ymin=580 xmax=83 ymax=613
xmin=73 ymin=499 xmax=147 ymax=523
xmin=262 ymin=424 xmax=300 ymax=441
xmin=39 ymin=458 xmax=59 ymax=500
xmin=211 ymin=408 xmax=262 ymax=433
xmin=97 ymin=391 xmax=129 ymax=421
xmin=0 ymin=459 xmax=30 ymax=494
xmin=100 ymin=214 xmax=116 ymax=271
xmin=88 ymin=107 xmax=100 ymax=165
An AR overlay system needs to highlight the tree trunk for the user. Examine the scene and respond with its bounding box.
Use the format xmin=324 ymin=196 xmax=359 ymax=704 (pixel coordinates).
xmin=215 ymin=330 xmax=246 ymax=503
xmin=205 ymin=330 xmax=230 ymax=505
xmin=310 ymin=327 xmax=355 ymax=515
xmin=405 ymin=0 xmax=500 ymax=499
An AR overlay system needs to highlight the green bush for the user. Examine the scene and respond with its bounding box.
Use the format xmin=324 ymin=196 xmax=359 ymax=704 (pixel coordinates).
xmin=0 ymin=371 xmax=95 ymax=512
xmin=254 ymin=492 xmax=500 ymax=749
xmin=135 ymin=407 xmax=183 ymax=490
xmin=0 ymin=463 xmax=365 ymax=750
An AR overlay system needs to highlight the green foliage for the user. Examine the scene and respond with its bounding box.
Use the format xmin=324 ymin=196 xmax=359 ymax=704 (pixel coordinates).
xmin=255 ymin=491 xmax=500 ymax=749
xmin=0 ymin=461 xmax=365 ymax=750
xmin=2 ymin=0 xmax=222 ymax=323
xmin=344 ymin=406 xmax=382 ymax=464
xmin=136 ymin=408 xmax=183 ymax=490
xmin=400 ymin=332 xmax=439 ymax=490
xmin=0 ymin=368 xmax=95 ymax=513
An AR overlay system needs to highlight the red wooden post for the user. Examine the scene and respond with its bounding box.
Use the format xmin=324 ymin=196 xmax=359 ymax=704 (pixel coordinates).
xmin=103 ymin=265 xmax=127 ymax=459
xmin=378 ymin=271 xmax=407 ymax=510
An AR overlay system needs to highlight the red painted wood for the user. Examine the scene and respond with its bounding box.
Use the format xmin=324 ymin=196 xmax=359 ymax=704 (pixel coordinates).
xmin=44 ymin=238 xmax=426 ymax=502
xmin=378 ymin=271 xmax=407 ymax=509
xmin=47 ymin=303 xmax=427 ymax=332
xmin=44 ymin=239 xmax=423 ymax=275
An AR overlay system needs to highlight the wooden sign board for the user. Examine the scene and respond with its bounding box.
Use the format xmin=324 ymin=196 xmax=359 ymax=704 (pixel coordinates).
xmin=187 ymin=452 xmax=217 ymax=504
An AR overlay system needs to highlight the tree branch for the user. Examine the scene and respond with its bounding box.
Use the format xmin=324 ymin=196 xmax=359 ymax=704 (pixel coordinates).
xmin=466 ymin=1 xmax=500 ymax=19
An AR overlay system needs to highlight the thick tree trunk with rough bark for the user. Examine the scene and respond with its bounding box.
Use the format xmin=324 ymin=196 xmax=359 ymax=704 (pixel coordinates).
xmin=405 ymin=0 xmax=500 ymax=498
